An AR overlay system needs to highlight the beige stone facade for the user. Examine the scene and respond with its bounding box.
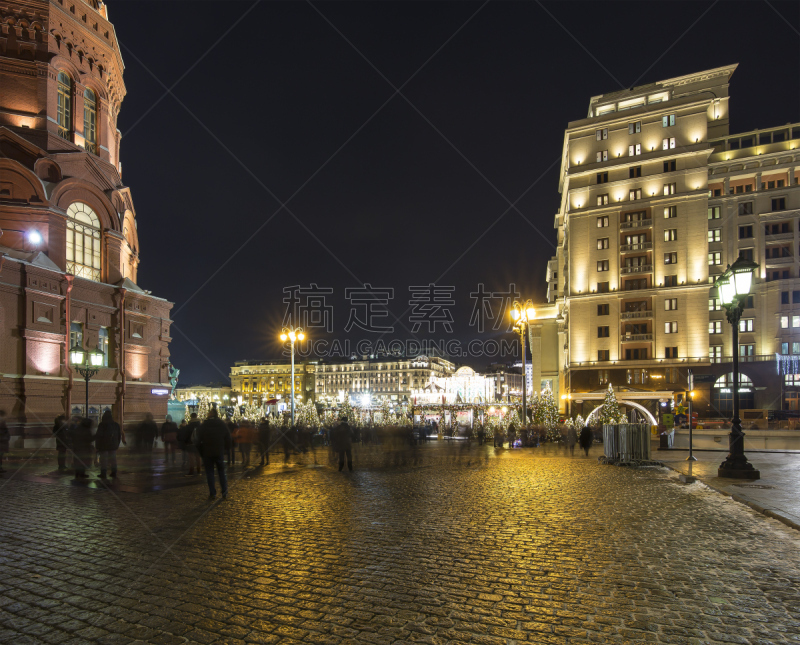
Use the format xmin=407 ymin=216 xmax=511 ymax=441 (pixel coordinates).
xmin=230 ymin=361 xmax=314 ymax=407
xmin=549 ymin=65 xmax=800 ymax=418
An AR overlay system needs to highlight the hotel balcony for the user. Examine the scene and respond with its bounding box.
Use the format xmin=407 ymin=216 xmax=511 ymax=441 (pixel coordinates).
xmin=621 ymin=333 xmax=653 ymax=342
xmin=620 ymin=219 xmax=653 ymax=230
xmin=765 ymin=232 xmax=794 ymax=242
xmin=765 ymin=255 xmax=794 ymax=266
xmin=620 ymin=264 xmax=653 ymax=275
xmin=620 ymin=310 xmax=653 ymax=320
xmin=620 ymin=242 xmax=653 ymax=253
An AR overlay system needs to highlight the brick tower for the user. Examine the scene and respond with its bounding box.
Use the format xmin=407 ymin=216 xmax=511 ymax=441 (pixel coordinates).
xmin=0 ymin=0 xmax=173 ymax=441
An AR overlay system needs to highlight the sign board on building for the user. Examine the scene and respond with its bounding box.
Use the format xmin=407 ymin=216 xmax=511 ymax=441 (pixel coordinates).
xmin=662 ymin=413 xmax=674 ymax=427
xmin=151 ymin=388 xmax=170 ymax=396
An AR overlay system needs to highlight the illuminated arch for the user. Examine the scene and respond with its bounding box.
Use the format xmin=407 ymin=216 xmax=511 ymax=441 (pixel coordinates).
xmin=585 ymin=400 xmax=657 ymax=426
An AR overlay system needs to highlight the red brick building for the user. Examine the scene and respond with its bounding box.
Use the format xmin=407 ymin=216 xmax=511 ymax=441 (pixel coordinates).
xmin=0 ymin=0 xmax=173 ymax=441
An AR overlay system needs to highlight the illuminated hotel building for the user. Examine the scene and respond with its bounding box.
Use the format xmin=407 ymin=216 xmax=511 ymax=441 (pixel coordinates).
xmin=550 ymin=65 xmax=800 ymax=417
xmin=230 ymin=361 xmax=315 ymax=406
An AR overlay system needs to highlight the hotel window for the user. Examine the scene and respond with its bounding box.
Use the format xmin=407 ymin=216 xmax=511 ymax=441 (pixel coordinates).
xmin=662 ymin=114 xmax=676 ymax=127
xmin=740 ymin=344 xmax=755 ymax=358
xmin=70 ymin=322 xmax=83 ymax=349
xmin=597 ymin=281 xmax=610 ymax=293
xmin=65 ymin=202 xmax=101 ymax=282
xmin=628 ymin=121 xmax=641 ymax=134
xmin=665 ymin=321 xmax=678 ymax=334
xmin=708 ymin=252 xmax=722 ymax=265
xmin=782 ymin=291 xmax=790 ymax=304
xmin=793 ymin=290 xmax=800 ymax=304
xmin=665 ymin=347 xmax=678 ymax=358
xmin=739 ymin=318 xmax=754 ymax=332
xmin=739 ymin=248 xmax=754 ymax=261
xmin=738 ymin=202 xmax=753 ymax=215
xmin=772 ymin=197 xmax=786 ymax=211
xmin=662 ymin=137 xmax=676 ymax=150
xmin=709 ymin=346 xmax=723 ymax=362
xmin=708 ymin=206 xmax=721 ymax=220
xmin=664 ymin=275 xmax=678 ymax=287
xmin=98 ymin=327 xmax=109 ymax=367
xmin=794 ymin=342 xmax=800 ymax=354
xmin=597 ymin=237 xmax=609 ymax=250
xmin=664 ymin=252 xmax=677 ymax=265
xmin=709 ymin=298 xmax=721 ymax=311
xmin=629 ymin=188 xmax=642 ymax=200
xmin=664 ymin=229 xmax=677 ymax=242
xmin=598 ymin=350 xmax=610 ymax=361
xmin=596 ymin=128 xmax=608 ymax=140
xmin=597 ymin=172 xmax=608 ymax=184
xmin=597 ymin=216 xmax=609 ymax=228
xmin=739 ymin=225 xmax=753 ymax=239
xmin=83 ymin=88 xmax=97 ymax=155
xmin=628 ymin=143 xmax=642 ymax=156
xmin=664 ymin=298 xmax=677 ymax=311
xmin=663 ymin=183 xmax=676 ymax=195
xmin=708 ymin=229 xmax=721 ymax=243
xmin=664 ymin=206 xmax=677 ymax=218
xmin=598 ymin=370 xmax=610 ymax=383
xmin=709 ymin=321 xmax=722 ymax=334
xmin=630 ymin=166 xmax=642 ymax=178
xmin=596 ymin=150 xmax=608 ymax=162
xmin=57 ymin=71 xmax=72 ymax=140
xmin=597 ymin=304 xmax=609 ymax=315
xmin=743 ymin=295 xmax=754 ymax=309
xmin=597 ymin=194 xmax=609 ymax=206
xmin=597 ymin=326 xmax=610 ymax=338
xmin=597 ymin=260 xmax=609 ymax=272
xmin=663 ymin=160 xmax=676 ymax=172
xmin=794 ymin=315 xmax=800 ymax=328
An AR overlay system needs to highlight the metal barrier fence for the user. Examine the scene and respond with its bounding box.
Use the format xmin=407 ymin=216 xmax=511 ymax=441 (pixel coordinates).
xmin=602 ymin=424 xmax=652 ymax=463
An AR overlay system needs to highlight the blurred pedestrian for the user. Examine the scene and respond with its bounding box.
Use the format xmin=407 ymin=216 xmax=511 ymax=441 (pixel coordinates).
xmin=0 ymin=410 xmax=9 ymax=474
xmin=579 ymin=425 xmax=593 ymax=457
xmin=237 ymin=420 xmax=257 ymax=468
xmin=138 ymin=413 xmax=158 ymax=466
xmin=508 ymin=423 xmax=517 ymax=449
xmin=52 ymin=414 xmax=69 ymax=472
xmin=196 ymin=408 xmax=231 ymax=500
xmin=69 ymin=417 xmax=94 ymax=479
xmin=180 ymin=413 xmax=201 ymax=476
xmin=331 ymin=415 xmax=354 ymax=472
xmin=227 ymin=418 xmax=237 ymax=467
xmin=160 ymin=415 xmax=179 ymax=466
xmin=95 ymin=410 xmax=124 ymax=478
xmin=566 ymin=425 xmax=578 ymax=457
xmin=177 ymin=419 xmax=189 ymax=467
xmin=257 ymin=418 xmax=271 ymax=466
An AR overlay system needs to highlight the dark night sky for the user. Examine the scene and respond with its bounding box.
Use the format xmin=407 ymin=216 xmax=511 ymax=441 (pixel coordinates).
xmin=110 ymin=1 xmax=800 ymax=385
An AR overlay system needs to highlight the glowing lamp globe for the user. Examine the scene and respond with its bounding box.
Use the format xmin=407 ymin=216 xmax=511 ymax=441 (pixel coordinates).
xmin=69 ymin=345 xmax=85 ymax=366
xmin=88 ymin=347 xmax=104 ymax=367
xmin=526 ymin=306 xmax=536 ymax=320
xmin=280 ymin=333 xmax=288 ymax=342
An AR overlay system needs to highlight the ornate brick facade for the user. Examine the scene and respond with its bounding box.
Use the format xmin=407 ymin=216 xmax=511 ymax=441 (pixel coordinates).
xmin=0 ymin=0 xmax=173 ymax=439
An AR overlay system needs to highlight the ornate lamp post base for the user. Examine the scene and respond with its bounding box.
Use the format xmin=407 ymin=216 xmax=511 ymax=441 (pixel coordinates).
xmin=718 ymin=426 xmax=760 ymax=479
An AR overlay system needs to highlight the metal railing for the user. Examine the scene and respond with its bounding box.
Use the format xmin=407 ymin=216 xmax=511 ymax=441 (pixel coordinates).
xmin=620 ymin=310 xmax=652 ymax=319
xmin=620 ymin=242 xmax=653 ymax=252
xmin=765 ymin=232 xmax=794 ymax=242
xmin=603 ymin=424 xmax=652 ymax=463
xmin=620 ymin=219 xmax=653 ymax=230
xmin=621 ymin=333 xmax=653 ymax=342
xmin=57 ymin=126 xmax=70 ymax=141
xmin=621 ymin=264 xmax=653 ymax=275
xmin=765 ymin=255 xmax=794 ymax=265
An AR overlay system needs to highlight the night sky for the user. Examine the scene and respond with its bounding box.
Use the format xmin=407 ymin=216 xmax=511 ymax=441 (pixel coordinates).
xmin=111 ymin=1 xmax=800 ymax=385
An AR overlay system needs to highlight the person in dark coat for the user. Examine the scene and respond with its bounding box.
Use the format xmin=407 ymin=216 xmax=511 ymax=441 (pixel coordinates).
xmin=160 ymin=415 xmax=179 ymax=466
xmin=180 ymin=413 xmax=202 ymax=476
xmin=52 ymin=414 xmax=69 ymax=471
xmin=257 ymin=418 xmax=271 ymax=466
xmin=331 ymin=416 xmax=354 ymax=472
xmin=138 ymin=413 xmax=158 ymax=465
xmin=95 ymin=410 xmax=124 ymax=478
xmin=196 ymin=408 xmax=231 ymax=500
xmin=69 ymin=417 xmax=94 ymax=479
xmin=579 ymin=425 xmax=593 ymax=457
xmin=566 ymin=425 xmax=578 ymax=457
xmin=0 ymin=410 xmax=9 ymax=474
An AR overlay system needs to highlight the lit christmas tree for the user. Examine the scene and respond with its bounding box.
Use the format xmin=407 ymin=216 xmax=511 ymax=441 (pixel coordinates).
xmin=598 ymin=384 xmax=623 ymax=425
xmin=340 ymin=397 xmax=357 ymax=426
xmin=197 ymin=395 xmax=210 ymax=420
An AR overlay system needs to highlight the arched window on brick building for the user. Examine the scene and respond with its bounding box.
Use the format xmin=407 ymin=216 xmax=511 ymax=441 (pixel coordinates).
xmin=83 ymin=88 xmax=97 ymax=154
xmin=57 ymin=72 xmax=72 ymax=140
xmin=66 ymin=202 xmax=101 ymax=282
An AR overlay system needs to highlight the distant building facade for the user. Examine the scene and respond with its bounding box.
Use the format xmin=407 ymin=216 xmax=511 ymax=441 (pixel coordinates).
xmin=0 ymin=0 xmax=173 ymax=438
xmin=548 ymin=64 xmax=800 ymax=418
xmin=229 ymin=361 xmax=314 ymax=407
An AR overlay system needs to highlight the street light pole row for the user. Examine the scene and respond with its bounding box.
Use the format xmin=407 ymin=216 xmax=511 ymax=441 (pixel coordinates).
xmin=280 ymin=326 xmax=305 ymax=426
xmin=510 ymin=299 xmax=535 ymax=426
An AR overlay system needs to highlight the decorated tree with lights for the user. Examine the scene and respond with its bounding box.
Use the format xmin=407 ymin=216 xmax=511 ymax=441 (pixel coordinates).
xmin=574 ymin=414 xmax=585 ymax=430
xmin=197 ymin=395 xmax=210 ymax=420
xmin=598 ymin=384 xmax=623 ymax=425
xmin=536 ymin=385 xmax=560 ymax=441
xmin=297 ymin=400 xmax=319 ymax=429
xmin=340 ymin=397 xmax=357 ymax=426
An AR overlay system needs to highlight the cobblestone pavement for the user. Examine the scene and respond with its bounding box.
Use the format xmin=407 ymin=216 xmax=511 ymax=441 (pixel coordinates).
xmin=1 ymin=444 xmax=799 ymax=645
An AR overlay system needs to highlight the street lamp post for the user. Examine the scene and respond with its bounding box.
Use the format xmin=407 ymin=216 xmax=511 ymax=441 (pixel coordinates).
xmin=713 ymin=257 xmax=760 ymax=479
xmin=510 ymin=299 xmax=536 ymax=426
xmin=69 ymin=344 xmax=105 ymax=418
xmin=280 ymin=326 xmax=305 ymax=426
